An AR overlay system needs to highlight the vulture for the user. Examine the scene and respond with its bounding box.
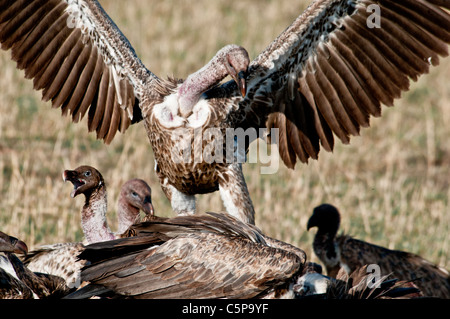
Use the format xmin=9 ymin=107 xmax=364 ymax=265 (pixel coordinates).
xmin=64 ymin=212 xmax=308 ymax=299
xmin=22 ymin=165 xmax=154 ymax=288
xmin=0 ymin=231 xmax=72 ymax=299
xmin=307 ymin=203 xmax=450 ymax=298
xmin=296 ymin=264 xmax=422 ymax=299
xmin=1 ymin=0 xmax=449 ymax=225
xmin=62 ymin=165 xmax=154 ymax=243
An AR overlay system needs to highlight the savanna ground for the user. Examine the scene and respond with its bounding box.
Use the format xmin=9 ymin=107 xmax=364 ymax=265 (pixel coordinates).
xmin=0 ymin=0 xmax=449 ymax=270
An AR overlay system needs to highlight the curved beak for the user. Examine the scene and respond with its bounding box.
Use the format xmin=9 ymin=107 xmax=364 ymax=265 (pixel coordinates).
xmin=227 ymin=66 xmax=247 ymax=98
xmin=0 ymin=232 xmax=28 ymax=255
xmin=13 ymin=238 xmax=28 ymax=255
xmin=142 ymin=196 xmax=155 ymax=216
xmin=306 ymin=215 xmax=317 ymax=231
xmin=237 ymin=71 xmax=247 ymax=97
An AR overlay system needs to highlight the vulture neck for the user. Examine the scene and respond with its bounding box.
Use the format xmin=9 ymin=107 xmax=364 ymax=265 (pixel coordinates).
xmin=81 ymin=185 xmax=115 ymax=244
xmin=313 ymin=226 xmax=340 ymax=271
xmin=177 ymin=46 xmax=231 ymax=117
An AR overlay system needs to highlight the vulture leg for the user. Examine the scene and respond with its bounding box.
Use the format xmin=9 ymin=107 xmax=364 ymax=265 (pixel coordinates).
xmin=218 ymin=163 xmax=255 ymax=225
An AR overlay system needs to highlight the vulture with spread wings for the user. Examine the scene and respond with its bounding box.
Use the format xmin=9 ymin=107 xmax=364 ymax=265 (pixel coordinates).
xmin=1 ymin=0 xmax=449 ymax=224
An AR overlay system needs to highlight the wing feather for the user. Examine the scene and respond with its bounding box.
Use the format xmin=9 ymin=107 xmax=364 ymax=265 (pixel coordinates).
xmin=298 ymin=77 xmax=335 ymax=152
xmin=54 ymin=41 xmax=93 ymax=114
xmin=33 ymin=23 xmax=77 ymax=92
xmin=96 ymin=69 xmax=115 ymax=140
xmin=0 ymin=0 xmax=50 ymax=50
xmin=74 ymin=213 xmax=305 ymax=299
xmin=0 ymin=0 xmax=158 ymax=144
xmin=315 ymin=45 xmax=369 ymax=128
xmin=61 ymin=43 xmax=97 ymax=119
xmin=44 ymin=29 xmax=84 ymax=103
xmin=241 ymin=0 xmax=450 ymax=168
xmin=81 ymin=235 xmax=302 ymax=299
xmin=88 ymin=62 xmax=109 ymax=132
xmin=339 ymin=236 xmax=450 ymax=298
xmin=73 ymin=48 xmax=104 ymax=123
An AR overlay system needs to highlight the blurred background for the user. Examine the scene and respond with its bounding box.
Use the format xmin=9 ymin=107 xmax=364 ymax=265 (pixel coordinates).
xmin=0 ymin=0 xmax=448 ymax=268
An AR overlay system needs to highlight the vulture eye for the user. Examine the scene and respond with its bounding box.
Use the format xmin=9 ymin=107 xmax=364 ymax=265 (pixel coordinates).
xmin=84 ymin=171 xmax=91 ymax=177
xmin=131 ymin=191 xmax=139 ymax=198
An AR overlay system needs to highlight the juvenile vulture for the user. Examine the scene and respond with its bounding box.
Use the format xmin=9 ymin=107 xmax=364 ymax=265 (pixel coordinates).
xmin=62 ymin=165 xmax=154 ymax=243
xmin=22 ymin=166 xmax=154 ymax=288
xmin=0 ymin=231 xmax=72 ymax=299
xmin=307 ymin=203 xmax=450 ymax=298
xmin=0 ymin=1 xmax=449 ymax=224
xmin=64 ymin=212 xmax=308 ymax=299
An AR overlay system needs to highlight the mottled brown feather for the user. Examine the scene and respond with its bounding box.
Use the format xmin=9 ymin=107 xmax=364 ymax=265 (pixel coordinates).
xmin=70 ymin=212 xmax=306 ymax=299
xmin=308 ymin=204 xmax=450 ymax=299
xmin=314 ymin=52 xmax=360 ymax=136
xmin=380 ymin=4 xmax=448 ymax=60
xmin=297 ymin=77 xmax=335 ymax=153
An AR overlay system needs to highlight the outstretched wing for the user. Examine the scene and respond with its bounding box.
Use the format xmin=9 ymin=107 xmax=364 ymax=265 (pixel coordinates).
xmin=238 ymin=0 xmax=450 ymax=168
xmin=0 ymin=0 xmax=158 ymax=143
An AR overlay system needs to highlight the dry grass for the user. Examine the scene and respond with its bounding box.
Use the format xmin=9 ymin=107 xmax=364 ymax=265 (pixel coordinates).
xmin=0 ymin=0 xmax=449 ymax=269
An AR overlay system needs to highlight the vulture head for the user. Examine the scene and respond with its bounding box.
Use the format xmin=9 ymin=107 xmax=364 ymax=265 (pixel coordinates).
xmin=63 ymin=165 xmax=104 ymax=198
xmin=307 ymin=203 xmax=341 ymax=236
xmin=223 ymin=45 xmax=250 ymax=97
xmin=119 ymin=178 xmax=155 ymax=218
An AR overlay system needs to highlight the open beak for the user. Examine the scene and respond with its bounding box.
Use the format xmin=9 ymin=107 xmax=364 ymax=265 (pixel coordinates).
xmin=63 ymin=170 xmax=86 ymax=198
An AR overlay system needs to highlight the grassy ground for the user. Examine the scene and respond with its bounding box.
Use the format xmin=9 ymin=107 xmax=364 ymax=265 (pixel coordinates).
xmin=0 ymin=0 xmax=449 ymax=269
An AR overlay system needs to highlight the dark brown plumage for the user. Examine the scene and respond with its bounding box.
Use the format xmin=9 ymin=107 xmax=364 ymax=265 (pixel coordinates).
xmin=0 ymin=231 xmax=28 ymax=255
xmin=0 ymin=231 xmax=72 ymax=299
xmin=1 ymin=1 xmax=449 ymax=224
xmin=64 ymin=212 xmax=307 ymax=299
xmin=307 ymin=203 xmax=450 ymax=298
xmin=328 ymin=265 xmax=423 ymax=299
xmin=295 ymin=264 xmax=423 ymax=299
